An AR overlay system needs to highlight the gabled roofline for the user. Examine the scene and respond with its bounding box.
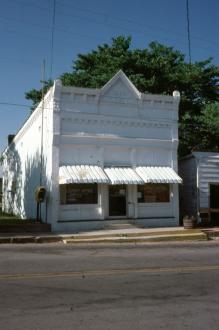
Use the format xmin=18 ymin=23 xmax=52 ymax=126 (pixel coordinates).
xmin=100 ymin=70 xmax=141 ymax=99
xmin=62 ymin=70 xmax=175 ymax=102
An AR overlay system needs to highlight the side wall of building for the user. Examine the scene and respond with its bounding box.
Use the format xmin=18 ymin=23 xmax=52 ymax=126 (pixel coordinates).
xmin=197 ymin=153 xmax=219 ymax=209
xmin=179 ymin=156 xmax=197 ymax=220
xmin=2 ymin=89 xmax=54 ymax=221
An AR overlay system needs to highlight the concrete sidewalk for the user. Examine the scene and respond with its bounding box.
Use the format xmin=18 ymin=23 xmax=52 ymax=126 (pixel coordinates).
xmin=0 ymin=226 xmax=216 ymax=244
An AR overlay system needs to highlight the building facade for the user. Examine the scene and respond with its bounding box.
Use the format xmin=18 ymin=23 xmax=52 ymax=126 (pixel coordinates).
xmin=179 ymin=152 xmax=219 ymax=226
xmin=2 ymin=71 xmax=182 ymax=232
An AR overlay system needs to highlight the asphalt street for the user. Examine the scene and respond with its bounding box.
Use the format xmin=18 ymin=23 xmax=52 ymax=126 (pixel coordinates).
xmin=0 ymin=241 xmax=219 ymax=330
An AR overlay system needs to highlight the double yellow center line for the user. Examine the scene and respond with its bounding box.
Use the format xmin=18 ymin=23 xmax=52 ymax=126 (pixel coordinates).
xmin=0 ymin=265 xmax=219 ymax=281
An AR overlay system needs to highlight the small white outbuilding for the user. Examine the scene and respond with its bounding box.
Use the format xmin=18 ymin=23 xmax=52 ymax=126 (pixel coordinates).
xmin=2 ymin=71 xmax=182 ymax=232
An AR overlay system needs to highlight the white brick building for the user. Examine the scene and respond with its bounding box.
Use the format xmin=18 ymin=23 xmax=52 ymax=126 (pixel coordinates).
xmin=2 ymin=71 xmax=182 ymax=232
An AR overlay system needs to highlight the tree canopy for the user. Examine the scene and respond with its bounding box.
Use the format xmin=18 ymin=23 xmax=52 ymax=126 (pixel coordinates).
xmin=179 ymin=102 xmax=219 ymax=155
xmin=26 ymin=36 xmax=219 ymax=156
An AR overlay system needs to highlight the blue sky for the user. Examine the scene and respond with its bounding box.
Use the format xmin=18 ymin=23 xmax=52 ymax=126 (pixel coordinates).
xmin=0 ymin=0 xmax=219 ymax=167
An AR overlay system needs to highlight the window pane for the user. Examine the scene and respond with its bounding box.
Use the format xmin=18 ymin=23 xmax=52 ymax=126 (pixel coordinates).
xmin=60 ymin=184 xmax=98 ymax=205
xmin=137 ymin=184 xmax=170 ymax=203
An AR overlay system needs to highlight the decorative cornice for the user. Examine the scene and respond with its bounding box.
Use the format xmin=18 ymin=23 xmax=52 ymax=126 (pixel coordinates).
xmin=61 ymin=115 xmax=172 ymax=129
xmin=61 ymin=76 xmax=174 ymax=105
xmin=61 ymin=89 xmax=175 ymax=109
xmin=59 ymin=134 xmax=178 ymax=150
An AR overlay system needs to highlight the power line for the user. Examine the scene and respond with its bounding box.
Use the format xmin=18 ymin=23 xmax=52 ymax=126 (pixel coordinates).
xmin=40 ymin=60 xmax=46 ymax=188
xmin=0 ymin=102 xmax=32 ymax=108
xmin=0 ymin=55 xmax=42 ymax=67
xmin=3 ymin=0 xmax=219 ymax=55
xmin=56 ymin=0 xmax=219 ymax=50
xmin=10 ymin=0 xmax=51 ymax=12
xmin=1 ymin=12 xmax=219 ymax=58
xmin=186 ymin=0 xmax=192 ymax=64
xmin=8 ymin=0 xmax=219 ymax=52
xmin=50 ymin=0 xmax=56 ymax=80
xmin=0 ymin=102 xmax=57 ymax=111
xmin=0 ymin=97 xmax=217 ymax=113
xmin=0 ymin=14 xmax=102 ymax=41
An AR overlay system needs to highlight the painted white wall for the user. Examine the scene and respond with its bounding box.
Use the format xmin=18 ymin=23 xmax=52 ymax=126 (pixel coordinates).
xmin=2 ymin=86 xmax=54 ymax=221
xmin=56 ymin=72 xmax=180 ymax=227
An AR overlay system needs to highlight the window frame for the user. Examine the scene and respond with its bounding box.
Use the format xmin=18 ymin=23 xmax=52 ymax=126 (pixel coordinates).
xmin=60 ymin=183 xmax=99 ymax=205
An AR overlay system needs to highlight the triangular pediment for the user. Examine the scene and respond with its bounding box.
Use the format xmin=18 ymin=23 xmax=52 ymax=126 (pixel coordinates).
xmin=100 ymin=70 xmax=141 ymax=101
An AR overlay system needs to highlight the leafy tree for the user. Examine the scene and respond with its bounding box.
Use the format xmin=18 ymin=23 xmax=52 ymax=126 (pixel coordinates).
xmin=25 ymin=80 xmax=53 ymax=110
xmin=26 ymin=36 xmax=219 ymax=155
xmin=179 ymin=102 xmax=219 ymax=155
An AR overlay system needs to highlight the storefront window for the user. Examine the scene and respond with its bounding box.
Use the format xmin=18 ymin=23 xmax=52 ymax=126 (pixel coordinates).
xmin=137 ymin=184 xmax=170 ymax=203
xmin=60 ymin=183 xmax=98 ymax=205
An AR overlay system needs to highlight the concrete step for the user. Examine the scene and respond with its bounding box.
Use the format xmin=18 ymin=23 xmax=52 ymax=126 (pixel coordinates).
xmin=105 ymin=223 xmax=136 ymax=230
xmin=104 ymin=219 xmax=136 ymax=230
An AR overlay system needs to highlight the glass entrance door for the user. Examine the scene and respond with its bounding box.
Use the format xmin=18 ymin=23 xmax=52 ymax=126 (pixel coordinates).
xmin=109 ymin=185 xmax=127 ymax=217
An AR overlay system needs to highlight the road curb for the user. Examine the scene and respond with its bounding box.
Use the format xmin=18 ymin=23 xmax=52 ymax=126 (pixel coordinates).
xmin=35 ymin=236 xmax=63 ymax=244
xmin=12 ymin=237 xmax=36 ymax=244
xmin=0 ymin=237 xmax=12 ymax=244
xmin=0 ymin=231 xmax=209 ymax=244
xmin=63 ymin=233 xmax=207 ymax=244
xmin=0 ymin=236 xmax=63 ymax=244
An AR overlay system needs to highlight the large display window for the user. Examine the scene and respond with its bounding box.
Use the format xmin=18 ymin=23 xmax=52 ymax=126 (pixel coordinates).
xmin=137 ymin=184 xmax=170 ymax=203
xmin=60 ymin=184 xmax=98 ymax=205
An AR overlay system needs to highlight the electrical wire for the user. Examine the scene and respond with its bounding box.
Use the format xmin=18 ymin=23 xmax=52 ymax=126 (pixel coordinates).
xmin=186 ymin=0 xmax=192 ymax=64
xmin=1 ymin=13 xmax=219 ymax=59
xmin=0 ymin=102 xmax=33 ymax=108
xmin=0 ymin=15 xmax=103 ymax=41
xmin=7 ymin=0 xmax=219 ymax=53
xmin=55 ymin=0 xmax=219 ymax=48
xmin=50 ymin=0 xmax=56 ymax=80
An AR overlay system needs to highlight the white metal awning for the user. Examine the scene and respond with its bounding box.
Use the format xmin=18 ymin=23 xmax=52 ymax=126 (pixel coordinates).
xmin=135 ymin=166 xmax=182 ymax=184
xmin=104 ymin=167 xmax=144 ymax=185
xmin=59 ymin=165 xmax=110 ymax=184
